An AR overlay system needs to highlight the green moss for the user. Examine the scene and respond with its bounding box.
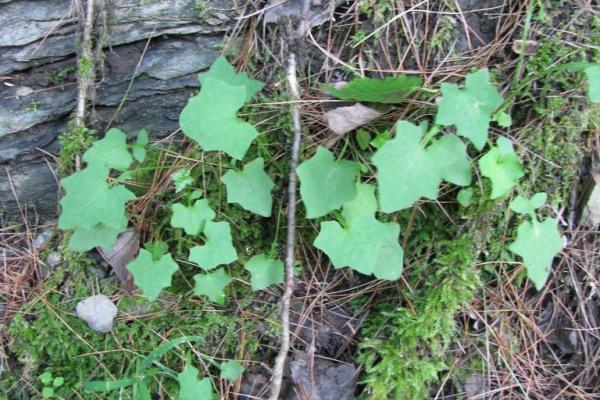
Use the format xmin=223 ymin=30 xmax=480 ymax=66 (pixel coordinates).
xmin=58 ymin=125 xmax=95 ymax=176
xmin=2 ymin=245 xmax=274 ymax=399
xmin=77 ymin=56 xmax=94 ymax=80
xmin=358 ymin=239 xmax=479 ymax=399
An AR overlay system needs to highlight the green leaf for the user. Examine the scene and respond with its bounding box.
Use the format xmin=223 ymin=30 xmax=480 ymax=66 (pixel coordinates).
xmin=170 ymin=199 xmax=216 ymax=235
xmin=373 ymin=121 xmax=471 ymax=212
xmin=478 ymin=137 xmax=524 ymax=199
xmin=530 ymin=192 xmax=548 ymax=209
xmin=325 ymin=75 xmax=422 ymax=104
xmin=171 ymin=169 xmax=194 ymax=193
xmin=509 ymin=193 xmax=546 ymax=217
xmin=135 ymin=380 xmax=151 ymax=400
xmin=370 ymin=130 xmax=391 ymax=149
xmin=199 ymin=56 xmax=264 ymax=102
xmin=427 ymin=134 xmax=473 ymax=186
xmin=42 ymin=387 xmax=54 ymax=398
xmin=39 ymin=372 xmax=53 ymax=385
xmin=314 ymin=183 xmax=404 ymax=280
xmin=132 ymin=129 xmax=148 ymax=162
xmin=127 ymin=249 xmax=179 ymax=301
xmin=220 ymin=360 xmax=245 ymax=381
xmin=584 ymin=65 xmax=600 ymax=103
xmin=243 ymin=254 xmax=284 ymax=291
xmin=456 ymin=188 xmax=474 ymax=207
xmin=68 ymin=222 xmax=125 ymax=251
xmin=188 ymin=221 xmax=238 ymax=271
xmin=435 ymin=69 xmax=503 ymax=150
xmin=193 ymin=268 xmax=232 ymax=304
xmin=58 ymin=164 xmax=135 ymax=231
xmin=297 ymin=147 xmax=360 ymax=218
xmin=356 ymin=129 xmax=372 ymax=150
xmin=177 ymin=362 xmax=214 ymax=400
xmin=492 ymin=111 xmax=512 ymax=128
xmin=85 ymin=378 xmax=138 ymax=393
xmin=222 ymin=158 xmax=274 ymax=217
xmin=179 ymin=77 xmax=258 ymax=160
xmin=340 ymin=182 xmax=378 ymax=225
xmin=144 ymin=242 xmax=168 ymax=261
xmin=508 ymin=218 xmax=563 ymax=290
xmin=561 ymin=61 xmax=593 ymax=72
xmin=83 ymin=128 xmax=133 ymax=171
xmin=52 ymin=377 xmax=64 ymax=388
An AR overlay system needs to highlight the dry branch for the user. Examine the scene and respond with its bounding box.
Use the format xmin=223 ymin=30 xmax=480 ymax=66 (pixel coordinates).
xmin=75 ymin=0 xmax=95 ymax=126
xmin=269 ymin=51 xmax=302 ymax=400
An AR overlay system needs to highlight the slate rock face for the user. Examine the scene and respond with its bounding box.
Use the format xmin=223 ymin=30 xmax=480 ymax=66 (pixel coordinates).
xmin=0 ymin=0 xmax=234 ymax=221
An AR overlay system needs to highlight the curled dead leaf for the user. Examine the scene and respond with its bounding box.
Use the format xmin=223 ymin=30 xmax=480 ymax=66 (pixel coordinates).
xmin=324 ymin=103 xmax=383 ymax=148
xmin=512 ymin=40 xmax=539 ymax=56
xmin=98 ymin=229 xmax=139 ymax=292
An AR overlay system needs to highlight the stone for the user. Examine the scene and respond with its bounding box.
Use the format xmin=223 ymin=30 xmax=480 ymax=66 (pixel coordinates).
xmin=33 ymin=228 xmax=52 ymax=249
xmin=0 ymin=0 xmax=235 ymax=221
xmin=75 ymin=294 xmax=118 ymax=333
xmin=46 ymin=251 xmax=62 ymax=268
xmin=289 ymin=352 xmax=356 ymax=400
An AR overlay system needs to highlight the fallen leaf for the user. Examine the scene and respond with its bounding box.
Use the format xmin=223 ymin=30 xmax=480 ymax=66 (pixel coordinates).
xmin=512 ymin=40 xmax=539 ymax=56
xmin=98 ymin=229 xmax=139 ymax=292
xmin=324 ymin=103 xmax=383 ymax=147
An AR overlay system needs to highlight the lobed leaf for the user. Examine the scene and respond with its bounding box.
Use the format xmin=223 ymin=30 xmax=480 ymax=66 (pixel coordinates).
xmin=127 ymin=249 xmax=179 ymax=301
xmin=199 ymin=56 xmax=264 ymax=102
xmin=373 ymin=121 xmax=471 ymax=213
xmin=297 ymin=147 xmax=360 ymax=218
xmin=170 ymin=199 xmax=216 ymax=236
xmin=221 ymin=158 xmax=274 ymax=217
xmin=177 ymin=362 xmax=214 ymax=400
xmin=58 ymin=164 xmax=135 ymax=231
xmin=179 ymin=77 xmax=258 ymax=160
xmin=68 ymin=222 xmax=125 ymax=252
xmin=509 ymin=193 xmax=546 ymax=217
xmin=83 ymin=128 xmax=133 ymax=171
xmin=508 ymin=218 xmax=563 ymax=290
xmin=188 ymin=221 xmax=238 ymax=271
xmin=132 ymin=129 xmax=148 ymax=163
xmin=478 ymin=136 xmax=524 ymax=199
xmin=220 ymin=360 xmax=245 ymax=381
xmin=435 ymin=69 xmax=503 ymax=150
xmin=314 ymin=184 xmax=404 ymax=280
xmin=243 ymin=254 xmax=284 ymax=291
xmin=193 ymin=268 xmax=232 ymax=304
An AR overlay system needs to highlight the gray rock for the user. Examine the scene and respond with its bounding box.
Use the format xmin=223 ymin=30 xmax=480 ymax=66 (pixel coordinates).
xmin=289 ymin=353 xmax=357 ymax=400
xmin=75 ymin=294 xmax=118 ymax=333
xmin=0 ymin=0 xmax=236 ymax=220
xmin=33 ymin=228 xmax=52 ymax=249
xmin=46 ymin=251 xmax=62 ymax=268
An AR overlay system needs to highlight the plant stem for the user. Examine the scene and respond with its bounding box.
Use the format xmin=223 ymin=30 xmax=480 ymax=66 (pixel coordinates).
xmin=75 ymin=0 xmax=95 ymax=127
xmin=269 ymin=52 xmax=302 ymax=400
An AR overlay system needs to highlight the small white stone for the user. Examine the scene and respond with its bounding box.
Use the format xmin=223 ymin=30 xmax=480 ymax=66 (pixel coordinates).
xmin=15 ymin=86 xmax=33 ymax=97
xmin=46 ymin=251 xmax=62 ymax=268
xmin=75 ymin=295 xmax=118 ymax=333
xmin=34 ymin=228 xmax=52 ymax=249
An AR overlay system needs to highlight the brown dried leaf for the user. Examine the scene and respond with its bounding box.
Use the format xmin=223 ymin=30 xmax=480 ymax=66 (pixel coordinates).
xmin=512 ymin=40 xmax=539 ymax=56
xmin=325 ymin=103 xmax=383 ymax=137
xmin=98 ymin=229 xmax=139 ymax=292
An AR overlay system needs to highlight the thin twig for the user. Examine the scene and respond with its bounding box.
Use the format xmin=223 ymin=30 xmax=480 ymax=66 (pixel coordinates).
xmin=75 ymin=0 xmax=95 ymax=126
xmin=269 ymin=52 xmax=302 ymax=400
